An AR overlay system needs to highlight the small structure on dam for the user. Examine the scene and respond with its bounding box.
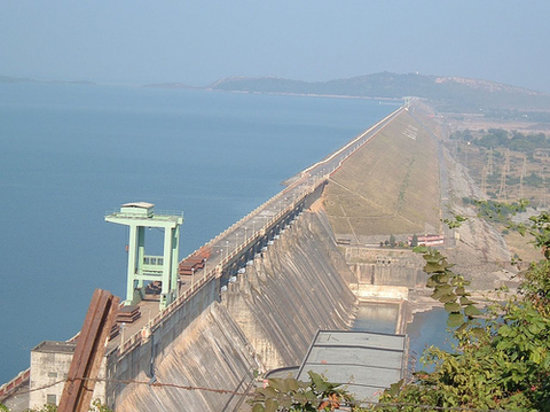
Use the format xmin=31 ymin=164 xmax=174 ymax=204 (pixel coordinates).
xmin=28 ymin=341 xmax=76 ymax=410
xmin=105 ymin=202 xmax=183 ymax=309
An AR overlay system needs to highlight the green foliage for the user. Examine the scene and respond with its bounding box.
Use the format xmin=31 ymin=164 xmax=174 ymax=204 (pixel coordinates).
xmin=412 ymin=246 xmax=479 ymax=330
xmin=473 ymin=199 xmax=548 ymax=260
xmin=248 ymin=372 xmax=356 ymax=412
xmin=525 ymin=211 xmax=550 ymax=259
xmin=456 ymin=128 xmax=550 ymax=153
xmin=441 ymin=213 xmax=468 ymax=229
xmin=15 ymin=399 xmax=113 ymax=412
xmin=474 ymin=199 xmax=528 ymax=224
xmin=0 ymin=405 xmax=9 ymax=412
xmin=524 ymin=172 xmax=544 ymax=188
xmin=24 ymin=405 xmax=57 ymax=412
xmin=90 ymin=399 xmax=114 ymax=412
xmin=521 ymin=260 xmax=550 ymax=318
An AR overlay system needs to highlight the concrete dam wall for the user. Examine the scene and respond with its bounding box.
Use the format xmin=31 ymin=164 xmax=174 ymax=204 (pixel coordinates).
xmin=116 ymin=302 xmax=259 ymax=412
xmin=115 ymin=210 xmax=357 ymax=411
xmin=222 ymin=210 xmax=357 ymax=372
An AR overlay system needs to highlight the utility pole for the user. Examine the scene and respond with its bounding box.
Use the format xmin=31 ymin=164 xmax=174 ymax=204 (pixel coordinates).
xmin=487 ymin=148 xmax=494 ymax=176
xmin=519 ymin=154 xmax=527 ymax=199
xmin=498 ymin=150 xmax=510 ymax=201
xmin=481 ymin=166 xmax=487 ymax=197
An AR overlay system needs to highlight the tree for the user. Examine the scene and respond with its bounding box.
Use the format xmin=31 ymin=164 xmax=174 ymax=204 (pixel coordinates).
xmin=248 ymin=371 xmax=355 ymax=412
xmin=410 ymin=234 xmax=418 ymax=247
xmin=389 ymin=234 xmax=396 ymax=248
xmin=0 ymin=399 xmax=113 ymax=412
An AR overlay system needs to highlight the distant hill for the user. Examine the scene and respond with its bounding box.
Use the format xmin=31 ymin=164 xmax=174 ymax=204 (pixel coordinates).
xmin=144 ymin=82 xmax=200 ymax=90
xmin=0 ymin=75 xmax=95 ymax=86
xmin=205 ymin=72 xmax=550 ymax=113
xmin=0 ymin=75 xmax=34 ymax=83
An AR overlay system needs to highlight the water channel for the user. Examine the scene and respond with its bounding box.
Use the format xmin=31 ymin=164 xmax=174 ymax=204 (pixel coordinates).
xmin=351 ymin=302 xmax=399 ymax=334
xmin=352 ymin=303 xmax=452 ymax=371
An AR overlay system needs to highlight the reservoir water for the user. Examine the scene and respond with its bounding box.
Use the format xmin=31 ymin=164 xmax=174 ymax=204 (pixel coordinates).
xmin=0 ymin=82 xmax=397 ymax=383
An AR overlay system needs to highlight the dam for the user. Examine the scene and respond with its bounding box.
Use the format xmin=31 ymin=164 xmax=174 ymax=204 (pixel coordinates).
xmin=1 ymin=103 xmax=441 ymax=411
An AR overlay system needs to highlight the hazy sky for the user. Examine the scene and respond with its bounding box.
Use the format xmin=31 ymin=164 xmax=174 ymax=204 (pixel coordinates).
xmin=2 ymin=1 xmax=549 ymax=92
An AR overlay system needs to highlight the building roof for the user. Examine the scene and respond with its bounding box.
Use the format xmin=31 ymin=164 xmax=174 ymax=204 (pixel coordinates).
xmin=297 ymin=330 xmax=407 ymax=402
xmin=31 ymin=341 xmax=77 ymax=354
xmin=122 ymin=202 xmax=155 ymax=209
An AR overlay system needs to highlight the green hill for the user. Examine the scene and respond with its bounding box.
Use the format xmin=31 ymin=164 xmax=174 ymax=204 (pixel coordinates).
xmin=207 ymin=72 xmax=550 ymax=113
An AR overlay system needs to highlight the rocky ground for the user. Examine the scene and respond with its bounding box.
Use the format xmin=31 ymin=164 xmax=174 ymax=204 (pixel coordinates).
xmin=440 ymin=130 xmax=520 ymax=292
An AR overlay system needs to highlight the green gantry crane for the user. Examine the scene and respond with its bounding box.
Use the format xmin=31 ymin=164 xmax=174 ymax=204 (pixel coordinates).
xmin=105 ymin=202 xmax=183 ymax=310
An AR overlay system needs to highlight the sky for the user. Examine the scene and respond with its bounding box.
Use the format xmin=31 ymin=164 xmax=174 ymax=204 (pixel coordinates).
xmin=1 ymin=1 xmax=550 ymax=93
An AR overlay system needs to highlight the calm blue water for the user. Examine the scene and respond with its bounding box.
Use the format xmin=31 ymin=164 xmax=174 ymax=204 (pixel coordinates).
xmin=0 ymin=82 xmax=396 ymax=383
xmin=407 ymin=308 xmax=455 ymax=371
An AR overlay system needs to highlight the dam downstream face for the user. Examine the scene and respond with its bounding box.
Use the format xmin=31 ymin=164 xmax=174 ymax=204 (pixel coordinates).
xmin=115 ymin=205 xmax=442 ymax=410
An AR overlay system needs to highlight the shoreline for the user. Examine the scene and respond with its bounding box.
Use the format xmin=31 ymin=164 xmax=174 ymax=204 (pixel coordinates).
xmin=203 ymin=88 xmax=404 ymax=103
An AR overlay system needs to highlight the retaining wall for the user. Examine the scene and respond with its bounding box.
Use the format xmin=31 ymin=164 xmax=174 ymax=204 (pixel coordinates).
xmin=345 ymin=247 xmax=426 ymax=289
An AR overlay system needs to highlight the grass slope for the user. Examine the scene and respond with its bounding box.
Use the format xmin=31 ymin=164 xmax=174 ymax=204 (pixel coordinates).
xmin=322 ymin=110 xmax=440 ymax=237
